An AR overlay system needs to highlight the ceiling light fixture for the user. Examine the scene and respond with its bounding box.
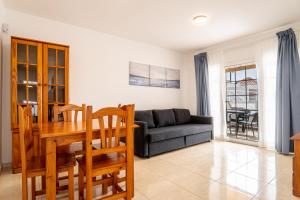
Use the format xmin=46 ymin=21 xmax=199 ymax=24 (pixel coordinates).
xmin=192 ymin=15 xmax=208 ymax=24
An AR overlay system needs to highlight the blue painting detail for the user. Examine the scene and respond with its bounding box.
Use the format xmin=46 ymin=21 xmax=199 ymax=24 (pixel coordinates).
xmin=150 ymin=79 xmax=166 ymax=87
xmin=129 ymin=75 xmax=150 ymax=86
xmin=166 ymin=80 xmax=180 ymax=88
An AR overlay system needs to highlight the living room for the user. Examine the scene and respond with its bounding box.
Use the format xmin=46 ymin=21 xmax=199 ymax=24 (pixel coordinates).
xmin=0 ymin=0 xmax=300 ymax=199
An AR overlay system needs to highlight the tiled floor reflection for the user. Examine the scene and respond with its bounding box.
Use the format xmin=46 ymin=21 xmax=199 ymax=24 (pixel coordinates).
xmin=0 ymin=141 xmax=299 ymax=200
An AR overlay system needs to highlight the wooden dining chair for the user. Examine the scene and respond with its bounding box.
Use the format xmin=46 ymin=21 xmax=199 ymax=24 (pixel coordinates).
xmin=77 ymin=104 xmax=134 ymax=200
xmin=53 ymin=104 xmax=86 ymax=156
xmin=53 ymin=104 xmax=86 ymax=122
xmin=18 ymin=105 xmax=76 ymax=200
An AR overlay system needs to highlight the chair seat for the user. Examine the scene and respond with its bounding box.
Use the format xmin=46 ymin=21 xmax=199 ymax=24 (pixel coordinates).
xmin=28 ymin=153 xmax=76 ymax=175
xmin=77 ymin=153 xmax=126 ymax=172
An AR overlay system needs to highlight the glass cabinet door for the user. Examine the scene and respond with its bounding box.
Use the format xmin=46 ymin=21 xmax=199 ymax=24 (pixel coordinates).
xmin=12 ymin=39 xmax=42 ymax=126
xmin=43 ymin=44 xmax=69 ymax=122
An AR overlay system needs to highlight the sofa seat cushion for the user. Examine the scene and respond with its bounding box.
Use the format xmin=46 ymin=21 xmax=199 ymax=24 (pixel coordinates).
xmin=135 ymin=110 xmax=155 ymax=128
xmin=148 ymin=124 xmax=213 ymax=143
xmin=153 ymin=109 xmax=176 ymax=127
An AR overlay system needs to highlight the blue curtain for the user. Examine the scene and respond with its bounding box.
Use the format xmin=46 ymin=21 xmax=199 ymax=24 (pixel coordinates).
xmin=194 ymin=52 xmax=210 ymax=116
xmin=276 ymin=28 xmax=300 ymax=154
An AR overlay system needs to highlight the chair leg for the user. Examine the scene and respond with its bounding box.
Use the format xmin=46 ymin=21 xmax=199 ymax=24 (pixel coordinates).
xmin=22 ymin=174 xmax=28 ymax=200
xmin=102 ymin=174 xmax=108 ymax=194
xmin=41 ymin=176 xmax=46 ymax=190
xmin=68 ymin=167 xmax=74 ymax=200
xmin=86 ymin=175 xmax=93 ymax=200
xmin=126 ymin=170 xmax=131 ymax=200
xmin=112 ymin=172 xmax=117 ymax=194
xmin=56 ymin=173 xmax=59 ymax=190
xmin=78 ymin=166 xmax=84 ymax=200
xmin=31 ymin=177 xmax=36 ymax=200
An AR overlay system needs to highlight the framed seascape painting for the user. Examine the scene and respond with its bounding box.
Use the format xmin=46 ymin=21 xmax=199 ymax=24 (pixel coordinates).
xmin=129 ymin=62 xmax=180 ymax=89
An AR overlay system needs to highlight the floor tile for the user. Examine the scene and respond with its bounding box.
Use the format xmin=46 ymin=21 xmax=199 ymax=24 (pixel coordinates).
xmin=218 ymin=172 xmax=267 ymax=196
xmin=253 ymin=184 xmax=300 ymax=200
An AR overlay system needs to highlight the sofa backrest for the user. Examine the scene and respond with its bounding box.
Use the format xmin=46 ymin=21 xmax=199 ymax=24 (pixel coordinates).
xmin=134 ymin=110 xmax=155 ymax=128
xmin=173 ymin=108 xmax=191 ymax=124
xmin=135 ymin=108 xmax=191 ymax=128
xmin=152 ymin=109 xmax=176 ymax=128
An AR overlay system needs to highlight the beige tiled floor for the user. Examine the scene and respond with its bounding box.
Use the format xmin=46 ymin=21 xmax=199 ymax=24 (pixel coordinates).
xmin=0 ymin=140 xmax=299 ymax=200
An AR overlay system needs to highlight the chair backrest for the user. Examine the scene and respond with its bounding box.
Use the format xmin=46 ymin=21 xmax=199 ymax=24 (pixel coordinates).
xmin=227 ymin=101 xmax=232 ymax=110
xmin=252 ymin=112 xmax=258 ymax=123
xmin=117 ymin=104 xmax=126 ymax=124
xmin=18 ymin=105 xmax=34 ymax=173
xmin=53 ymin=104 xmax=86 ymax=122
xmin=85 ymin=104 xmax=134 ymax=167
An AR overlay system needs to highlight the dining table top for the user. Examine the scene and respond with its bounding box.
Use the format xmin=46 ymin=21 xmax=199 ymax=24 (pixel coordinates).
xmin=291 ymin=132 xmax=300 ymax=140
xmin=39 ymin=121 xmax=139 ymax=139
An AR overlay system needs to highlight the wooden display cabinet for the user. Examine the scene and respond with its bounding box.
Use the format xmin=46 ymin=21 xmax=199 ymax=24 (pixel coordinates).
xmin=11 ymin=37 xmax=69 ymax=173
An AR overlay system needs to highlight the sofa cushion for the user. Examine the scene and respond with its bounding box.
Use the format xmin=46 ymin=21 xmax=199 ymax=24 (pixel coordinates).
xmin=148 ymin=124 xmax=213 ymax=143
xmin=135 ymin=110 xmax=155 ymax=128
xmin=153 ymin=109 xmax=176 ymax=127
xmin=173 ymin=108 xmax=191 ymax=124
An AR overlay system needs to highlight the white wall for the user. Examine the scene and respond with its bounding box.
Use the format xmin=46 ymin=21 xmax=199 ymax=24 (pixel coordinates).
xmin=1 ymin=9 xmax=184 ymax=163
xmin=181 ymin=52 xmax=197 ymax=114
xmin=0 ymin=0 xmax=5 ymax=168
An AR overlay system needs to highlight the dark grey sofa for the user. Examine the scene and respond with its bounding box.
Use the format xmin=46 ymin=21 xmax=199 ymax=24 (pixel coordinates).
xmin=134 ymin=108 xmax=213 ymax=157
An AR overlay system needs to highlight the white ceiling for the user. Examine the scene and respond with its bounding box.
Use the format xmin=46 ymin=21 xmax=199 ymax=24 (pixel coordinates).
xmin=3 ymin=0 xmax=300 ymax=52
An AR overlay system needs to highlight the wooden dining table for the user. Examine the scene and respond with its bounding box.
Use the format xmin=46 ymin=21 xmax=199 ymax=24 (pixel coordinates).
xmin=39 ymin=121 xmax=138 ymax=200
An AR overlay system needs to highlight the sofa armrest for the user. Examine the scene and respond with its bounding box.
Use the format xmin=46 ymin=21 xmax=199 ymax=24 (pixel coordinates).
xmin=134 ymin=121 xmax=150 ymax=157
xmin=190 ymin=115 xmax=214 ymax=139
xmin=190 ymin=115 xmax=213 ymax=124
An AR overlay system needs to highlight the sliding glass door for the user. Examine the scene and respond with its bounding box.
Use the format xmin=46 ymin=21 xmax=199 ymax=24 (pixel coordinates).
xmin=225 ymin=65 xmax=259 ymax=141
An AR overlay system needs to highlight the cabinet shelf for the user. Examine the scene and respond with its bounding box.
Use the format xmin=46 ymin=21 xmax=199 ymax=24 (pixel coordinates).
xmin=17 ymin=103 xmax=38 ymax=106
xmin=17 ymin=81 xmax=38 ymax=85
xmin=48 ymin=84 xmax=65 ymax=87
xmin=48 ymin=66 xmax=65 ymax=68
xmin=17 ymin=62 xmax=27 ymax=65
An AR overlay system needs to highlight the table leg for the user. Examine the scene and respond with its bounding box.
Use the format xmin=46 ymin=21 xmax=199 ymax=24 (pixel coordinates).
xmin=130 ymin=154 xmax=134 ymax=198
xmin=129 ymin=136 xmax=134 ymax=198
xmin=46 ymin=139 xmax=56 ymax=200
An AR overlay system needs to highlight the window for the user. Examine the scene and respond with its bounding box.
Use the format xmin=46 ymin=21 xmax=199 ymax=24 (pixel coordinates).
xmin=225 ymin=65 xmax=259 ymax=141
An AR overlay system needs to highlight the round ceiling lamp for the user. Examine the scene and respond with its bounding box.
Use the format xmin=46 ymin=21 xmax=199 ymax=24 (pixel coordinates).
xmin=192 ymin=15 xmax=208 ymax=24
